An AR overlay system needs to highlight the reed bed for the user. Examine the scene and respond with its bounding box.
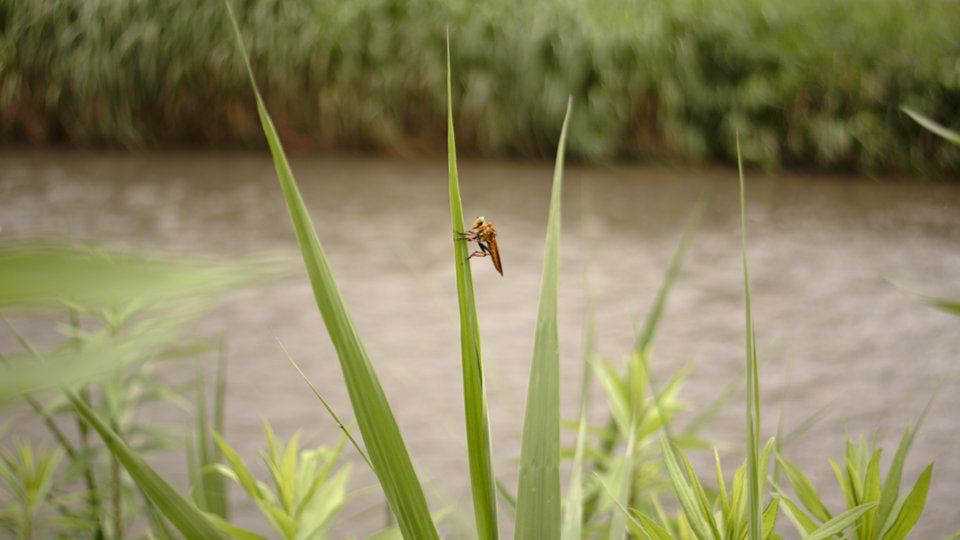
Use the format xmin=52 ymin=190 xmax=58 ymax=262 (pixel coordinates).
xmin=1 ymin=0 xmax=959 ymax=174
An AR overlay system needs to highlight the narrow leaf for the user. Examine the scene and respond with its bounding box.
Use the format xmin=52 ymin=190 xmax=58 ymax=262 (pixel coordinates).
xmin=446 ymin=30 xmax=498 ymax=540
xmin=777 ymin=495 xmax=819 ymax=536
xmin=737 ymin=134 xmax=763 ymax=540
xmin=67 ymin=392 xmax=223 ymax=538
xmin=882 ymin=464 xmax=933 ymax=540
xmin=514 ymin=97 xmax=573 ymax=540
xmin=775 ymin=452 xmax=831 ymax=522
xmin=222 ymin=2 xmax=438 ymax=537
xmin=660 ymin=436 xmax=716 ymax=540
xmin=802 ymin=502 xmax=878 ymax=540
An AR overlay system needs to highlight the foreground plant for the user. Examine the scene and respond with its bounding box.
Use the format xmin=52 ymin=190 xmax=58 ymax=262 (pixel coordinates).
xmin=0 ymin=241 xmax=279 ymax=538
xmin=208 ymin=421 xmax=352 ymax=540
xmin=776 ymin=428 xmax=933 ymax=540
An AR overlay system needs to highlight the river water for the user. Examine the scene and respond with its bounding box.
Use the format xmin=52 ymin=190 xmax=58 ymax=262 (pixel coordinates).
xmin=2 ymin=151 xmax=959 ymax=537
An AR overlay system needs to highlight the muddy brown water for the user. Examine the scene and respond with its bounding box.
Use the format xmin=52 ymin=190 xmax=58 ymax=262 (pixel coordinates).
xmin=2 ymin=151 xmax=959 ymax=538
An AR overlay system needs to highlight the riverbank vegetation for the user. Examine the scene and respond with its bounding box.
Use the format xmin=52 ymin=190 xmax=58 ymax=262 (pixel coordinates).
xmin=2 ymin=13 xmax=955 ymax=537
xmin=1 ymin=0 xmax=959 ymax=175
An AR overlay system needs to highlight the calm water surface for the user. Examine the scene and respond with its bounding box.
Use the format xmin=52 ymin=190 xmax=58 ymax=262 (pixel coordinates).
xmin=2 ymin=151 xmax=959 ymax=537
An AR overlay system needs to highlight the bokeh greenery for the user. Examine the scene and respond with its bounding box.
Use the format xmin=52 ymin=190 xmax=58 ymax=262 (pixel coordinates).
xmin=1 ymin=0 xmax=958 ymax=174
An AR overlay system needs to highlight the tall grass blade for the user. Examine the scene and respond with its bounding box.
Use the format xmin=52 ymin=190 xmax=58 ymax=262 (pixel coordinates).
xmin=445 ymin=30 xmax=499 ymax=540
xmin=67 ymin=391 xmax=224 ymax=539
xmin=737 ymin=134 xmax=763 ymax=540
xmin=223 ymin=2 xmax=438 ymax=537
xmin=514 ymin=96 xmax=573 ymax=540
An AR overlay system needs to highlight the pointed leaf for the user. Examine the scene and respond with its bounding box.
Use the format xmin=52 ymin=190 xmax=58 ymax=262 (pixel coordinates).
xmin=775 ymin=452 xmax=831 ymax=522
xmin=514 ymin=97 xmax=572 ymax=540
xmin=881 ymin=464 xmax=933 ymax=540
xmin=222 ymin=3 xmax=438 ymax=537
xmin=446 ymin=31 xmax=499 ymax=540
xmin=802 ymin=502 xmax=878 ymax=540
xmin=67 ymin=392 xmax=223 ymax=539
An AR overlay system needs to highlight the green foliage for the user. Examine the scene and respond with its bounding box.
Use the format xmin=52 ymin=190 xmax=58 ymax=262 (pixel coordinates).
xmin=211 ymin=422 xmax=352 ymax=540
xmin=0 ymin=240 xmax=282 ymax=538
xmin=68 ymin=392 xmax=225 ymax=539
xmin=1 ymin=0 xmax=958 ymax=173
xmin=0 ymin=440 xmax=80 ymax=539
xmin=222 ymin=2 xmax=439 ymax=536
xmin=776 ymin=427 xmax=934 ymax=540
xmin=621 ymin=438 xmax=781 ymax=540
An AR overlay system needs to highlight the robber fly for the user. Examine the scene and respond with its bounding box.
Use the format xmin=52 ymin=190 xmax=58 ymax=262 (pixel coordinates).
xmin=459 ymin=216 xmax=503 ymax=276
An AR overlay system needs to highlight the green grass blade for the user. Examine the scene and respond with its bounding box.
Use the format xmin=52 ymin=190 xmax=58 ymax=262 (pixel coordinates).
xmin=595 ymin=474 xmax=659 ymax=540
xmin=562 ymin=226 xmax=598 ymax=540
xmin=887 ymin=278 xmax=960 ymax=316
xmin=446 ymin=30 xmax=499 ymax=540
xmin=902 ymin=107 xmax=960 ymax=145
xmin=878 ymin=403 xmax=931 ymax=534
xmin=659 ymin=436 xmax=716 ymax=540
xmin=514 ymin=96 xmax=572 ymax=540
xmin=802 ymin=502 xmax=878 ymax=540
xmin=591 ymin=198 xmax=704 ymax=480
xmin=777 ymin=495 xmax=819 ymax=536
xmin=859 ymin=450 xmax=882 ymax=540
xmin=738 ymin=134 xmax=763 ymax=540
xmin=715 ymin=450 xmax=729 ymax=517
xmin=67 ymin=391 xmax=224 ymax=539
xmin=608 ymin=422 xmax=639 ymax=540
xmin=775 ymin=452 xmax=831 ymax=522
xmin=561 ymin=396 xmax=590 ymax=540
xmin=277 ymin=340 xmax=373 ymax=472
xmin=222 ymin=3 xmax=437 ymax=537
xmin=681 ymin=452 xmax=721 ymax=539
xmin=881 ymin=464 xmax=933 ymax=540
xmin=212 ymin=432 xmax=261 ymax=500
xmin=762 ymin=498 xmax=780 ymax=539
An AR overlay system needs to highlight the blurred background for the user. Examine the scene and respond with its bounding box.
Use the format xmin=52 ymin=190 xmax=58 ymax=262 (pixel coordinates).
xmin=2 ymin=0 xmax=960 ymax=538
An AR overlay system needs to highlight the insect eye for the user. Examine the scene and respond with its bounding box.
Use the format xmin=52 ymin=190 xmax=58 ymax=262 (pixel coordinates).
xmin=477 ymin=216 xmax=485 ymax=223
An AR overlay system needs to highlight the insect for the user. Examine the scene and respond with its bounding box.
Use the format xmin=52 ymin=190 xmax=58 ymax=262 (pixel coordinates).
xmin=459 ymin=215 xmax=503 ymax=276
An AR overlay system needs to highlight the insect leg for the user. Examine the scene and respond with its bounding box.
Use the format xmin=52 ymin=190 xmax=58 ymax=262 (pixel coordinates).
xmin=466 ymin=250 xmax=490 ymax=260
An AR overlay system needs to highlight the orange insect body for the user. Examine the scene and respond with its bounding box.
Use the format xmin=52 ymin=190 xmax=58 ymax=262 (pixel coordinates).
xmin=461 ymin=216 xmax=503 ymax=276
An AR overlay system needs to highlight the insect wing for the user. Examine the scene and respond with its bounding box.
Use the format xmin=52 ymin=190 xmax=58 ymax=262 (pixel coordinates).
xmin=486 ymin=235 xmax=503 ymax=275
